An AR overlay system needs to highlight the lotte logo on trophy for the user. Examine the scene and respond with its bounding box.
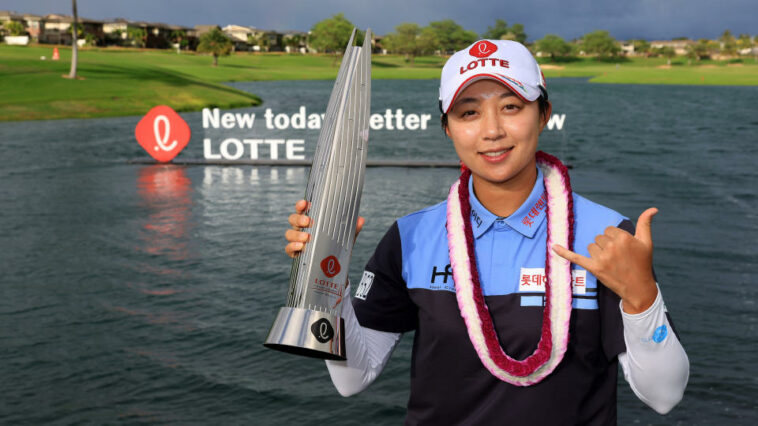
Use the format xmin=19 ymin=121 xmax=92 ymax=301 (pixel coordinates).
xmin=321 ymin=256 xmax=341 ymax=278
xmin=264 ymin=28 xmax=372 ymax=360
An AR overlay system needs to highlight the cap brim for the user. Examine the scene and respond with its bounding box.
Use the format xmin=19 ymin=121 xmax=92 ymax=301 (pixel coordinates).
xmin=444 ymin=73 xmax=540 ymax=114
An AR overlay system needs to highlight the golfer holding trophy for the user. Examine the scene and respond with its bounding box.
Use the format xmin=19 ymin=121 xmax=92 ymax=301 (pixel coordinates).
xmin=272 ymin=34 xmax=688 ymax=424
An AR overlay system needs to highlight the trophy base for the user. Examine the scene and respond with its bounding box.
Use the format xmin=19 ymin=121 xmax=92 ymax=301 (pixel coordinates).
xmin=264 ymin=307 xmax=346 ymax=361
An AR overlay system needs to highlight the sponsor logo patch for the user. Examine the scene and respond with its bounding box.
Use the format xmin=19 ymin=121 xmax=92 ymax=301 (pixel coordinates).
xmin=320 ymin=255 xmax=341 ymax=278
xmin=431 ymin=264 xmax=453 ymax=284
xmin=355 ymin=270 xmax=375 ymax=300
xmin=518 ymin=267 xmax=587 ymax=294
xmin=311 ymin=318 xmax=334 ymax=343
xmin=519 ymin=267 xmax=546 ymax=292
xmin=652 ymin=325 xmax=668 ymax=343
xmin=135 ymin=105 xmax=190 ymax=162
xmin=469 ymin=40 xmax=497 ymax=58
xmin=572 ymin=269 xmax=586 ymax=294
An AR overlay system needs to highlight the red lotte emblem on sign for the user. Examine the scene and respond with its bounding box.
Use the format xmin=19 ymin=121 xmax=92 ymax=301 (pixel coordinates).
xmin=320 ymin=256 xmax=341 ymax=278
xmin=469 ymin=40 xmax=497 ymax=58
xmin=135 ymin=105 xmax=191 ymax=163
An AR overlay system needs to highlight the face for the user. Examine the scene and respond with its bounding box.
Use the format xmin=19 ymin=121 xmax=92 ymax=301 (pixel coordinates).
xmin=445 ymin=79 xmax=550 ymax=188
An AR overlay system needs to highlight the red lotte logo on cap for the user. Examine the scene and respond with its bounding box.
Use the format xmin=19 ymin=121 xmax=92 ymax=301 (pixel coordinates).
xmin=469 ymin=40 xmax=498 ymax=58
xmin=321 ymin=256 xmax=341 ymax=278
xmin=135 ymin=105 xmax=191 ymax=163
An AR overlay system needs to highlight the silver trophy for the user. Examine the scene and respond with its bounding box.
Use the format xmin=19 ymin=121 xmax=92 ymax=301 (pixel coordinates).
xmin=264 ymin=28 xmax=371 ymax=360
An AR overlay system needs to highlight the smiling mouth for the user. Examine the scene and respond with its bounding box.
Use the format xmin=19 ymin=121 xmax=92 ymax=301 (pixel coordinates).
xmin=481 ymin=147 xmax=514 ymax=157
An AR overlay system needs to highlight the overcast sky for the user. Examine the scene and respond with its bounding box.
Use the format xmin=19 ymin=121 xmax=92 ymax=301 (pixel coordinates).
xmin=4 ymin=0 xmax=755 ymax=41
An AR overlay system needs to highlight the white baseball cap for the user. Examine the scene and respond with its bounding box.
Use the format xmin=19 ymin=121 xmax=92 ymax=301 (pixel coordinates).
xmin=439 ymin=39 xmax=547 ymax=113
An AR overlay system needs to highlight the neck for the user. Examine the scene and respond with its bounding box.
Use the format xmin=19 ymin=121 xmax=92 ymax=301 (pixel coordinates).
xmin=471 ymin=161 xmax=538 ymax=218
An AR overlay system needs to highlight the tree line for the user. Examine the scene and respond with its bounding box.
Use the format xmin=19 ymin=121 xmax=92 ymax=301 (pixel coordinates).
xmin=307 ymin=14 xmax=757 ymax=64
xmin=24 ymin=5 xmax=751 ymax=70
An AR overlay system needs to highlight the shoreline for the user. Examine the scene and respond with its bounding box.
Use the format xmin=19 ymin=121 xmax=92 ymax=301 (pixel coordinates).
xmin=2 ymin=45 xmax=757 ymax=122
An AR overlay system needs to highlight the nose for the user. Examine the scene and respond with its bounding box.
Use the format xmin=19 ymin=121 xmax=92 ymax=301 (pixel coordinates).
xmin=482 ymin=105 xmax=505 ymax=142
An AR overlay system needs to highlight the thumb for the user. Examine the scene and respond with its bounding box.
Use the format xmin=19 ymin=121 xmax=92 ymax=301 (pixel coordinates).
xmin=353 ymin=216 xmax=366 ymax=245
xmin=635 ymin=207 xmax=658 ymax=246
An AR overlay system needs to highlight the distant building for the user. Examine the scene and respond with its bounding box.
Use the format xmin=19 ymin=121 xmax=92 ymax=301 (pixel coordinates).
xmin=102 ymin=18 xmax=141 ymax=45
xmin=39 ymin=14 xmax=104 ymax=45
xmin=0 ymin=10 xmax=24 ymax=39
xmin=620 ymin=41 xmax=635 ymax=55
xmin=371 ymin=34 xmax=386 ymax=55
xmin=282 ymin=30 xmax=308 ymax=53
xmin=194 ymin=24 xmax=220 ymax=38
xmin=139 ymin=21 xmax=174 ymax=49
xmin=253 ymin=28 xmax=284 ymax=52
xmin=650 ymin=40 xmax=693 ymax=56
xmin=167 ymin=24 xmax=197 ymax=50
xmin=39 ymin=14 xmax=73 ymax=45
xmin=22 ymin=14 xmax=43 ymax=41
xmin=0 ymin=10 xmax=23 ymax=25
xmin=222 ymin=24 xmax=255 ymax=51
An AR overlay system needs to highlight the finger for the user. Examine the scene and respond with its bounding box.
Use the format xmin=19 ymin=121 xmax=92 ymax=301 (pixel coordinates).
xmin=356 ymin=216 xmax=365 ymax=237
xmin=587 ymin=243 xmax=602 ymax=260
xmin=594 ymin=234 xmax=611 ymax=249
xmin=285 ymin=241 xmax=304 ymax=257
xmin=294 ymin=200 xmax=309 ymax=214
xmin=288 ymin=213 xmax=311 ymax=229
xmin=285 ymin=229 xmax=310 ymax=243
xmin=635 ymin=207 xmax=658 ymax=247
xmin=603 ymin=225 xmax=625 ymax=238
xmin=552 ymin=244 xmax=594 ymax=271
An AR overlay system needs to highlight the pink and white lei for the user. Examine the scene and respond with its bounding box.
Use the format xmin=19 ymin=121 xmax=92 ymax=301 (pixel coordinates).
xmin=446 ymin=151 xmax=575 ymax=386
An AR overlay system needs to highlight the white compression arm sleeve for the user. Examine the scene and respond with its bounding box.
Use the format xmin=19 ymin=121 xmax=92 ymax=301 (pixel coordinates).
xmin=618 ymin=284 xmax=689 ymax=414
xmin=325 ymin=287 xmax=402 ymax=396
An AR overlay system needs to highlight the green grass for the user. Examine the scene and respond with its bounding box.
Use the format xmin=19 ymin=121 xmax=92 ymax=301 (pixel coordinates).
xmin=2 ymin=45 xmax=757 ymax=121
xmin=536 ymin=56 xmax=758 ymax=85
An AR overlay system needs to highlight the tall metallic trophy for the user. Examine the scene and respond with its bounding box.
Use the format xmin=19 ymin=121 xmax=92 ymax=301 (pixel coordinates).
xmin=264 ymin=28 xmax=371 ymax=360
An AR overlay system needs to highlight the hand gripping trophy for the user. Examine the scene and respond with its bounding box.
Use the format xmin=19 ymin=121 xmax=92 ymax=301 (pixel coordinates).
xmin=264 ymin=28 xmax=372 ymax=360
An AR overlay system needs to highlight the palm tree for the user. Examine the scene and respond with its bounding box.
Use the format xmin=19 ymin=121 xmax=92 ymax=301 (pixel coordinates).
xmin=197 ymin=28 xmax=233 ymax=67
xmin=67 ymin=0 xmax=78 ymax=79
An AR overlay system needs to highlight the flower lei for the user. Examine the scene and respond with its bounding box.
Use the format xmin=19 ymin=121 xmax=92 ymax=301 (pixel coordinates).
xmin=446 ymin=151 xmax=574 ymax=386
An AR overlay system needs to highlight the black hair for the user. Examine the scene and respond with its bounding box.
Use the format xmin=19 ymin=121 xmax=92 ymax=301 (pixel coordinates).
xmin=440 ymin=93 xmax=551 ymax=133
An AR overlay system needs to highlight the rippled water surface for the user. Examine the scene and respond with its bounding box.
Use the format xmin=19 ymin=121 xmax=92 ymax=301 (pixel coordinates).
xmin=1 ymin=78 xmax=757 ymax=425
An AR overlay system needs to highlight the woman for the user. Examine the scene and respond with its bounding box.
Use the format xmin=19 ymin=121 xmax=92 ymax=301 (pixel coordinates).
xmin=285 ymin=40 xmax=689 ymax=425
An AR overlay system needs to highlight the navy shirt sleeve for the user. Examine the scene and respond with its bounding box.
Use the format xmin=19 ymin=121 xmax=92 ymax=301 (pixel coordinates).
xmin=352 ymin=221 xmax=418 ymax=333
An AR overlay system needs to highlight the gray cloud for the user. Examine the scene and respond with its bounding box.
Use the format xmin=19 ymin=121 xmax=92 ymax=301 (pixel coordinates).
xmin=4 ymin=0 xmax=755 ymax=41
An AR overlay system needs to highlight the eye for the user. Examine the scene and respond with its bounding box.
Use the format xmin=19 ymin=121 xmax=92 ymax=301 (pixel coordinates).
xmin=503 ymin=103 xmax=521 ymax=112
xmin=460 ymin=110 xmax=477 ymax=118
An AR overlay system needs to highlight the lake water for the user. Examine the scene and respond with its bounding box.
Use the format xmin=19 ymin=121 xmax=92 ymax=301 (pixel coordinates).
xmin=1 ymin=78 xmax=757 ymax=425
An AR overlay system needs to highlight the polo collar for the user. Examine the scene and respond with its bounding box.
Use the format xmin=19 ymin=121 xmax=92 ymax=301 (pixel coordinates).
xmin=467 ymin=167 xmax=548 ymax=239
xmin=467 ymin=176 xmax=497 ymax=238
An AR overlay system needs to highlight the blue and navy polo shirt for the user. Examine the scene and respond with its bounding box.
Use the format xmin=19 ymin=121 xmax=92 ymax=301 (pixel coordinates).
xmin=353 ymin=167 xmax=636 ymax=425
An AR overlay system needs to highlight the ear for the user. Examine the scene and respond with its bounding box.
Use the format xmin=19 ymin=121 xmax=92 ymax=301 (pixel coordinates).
xmin=538 ymin=101 xmax=553 ymax=133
